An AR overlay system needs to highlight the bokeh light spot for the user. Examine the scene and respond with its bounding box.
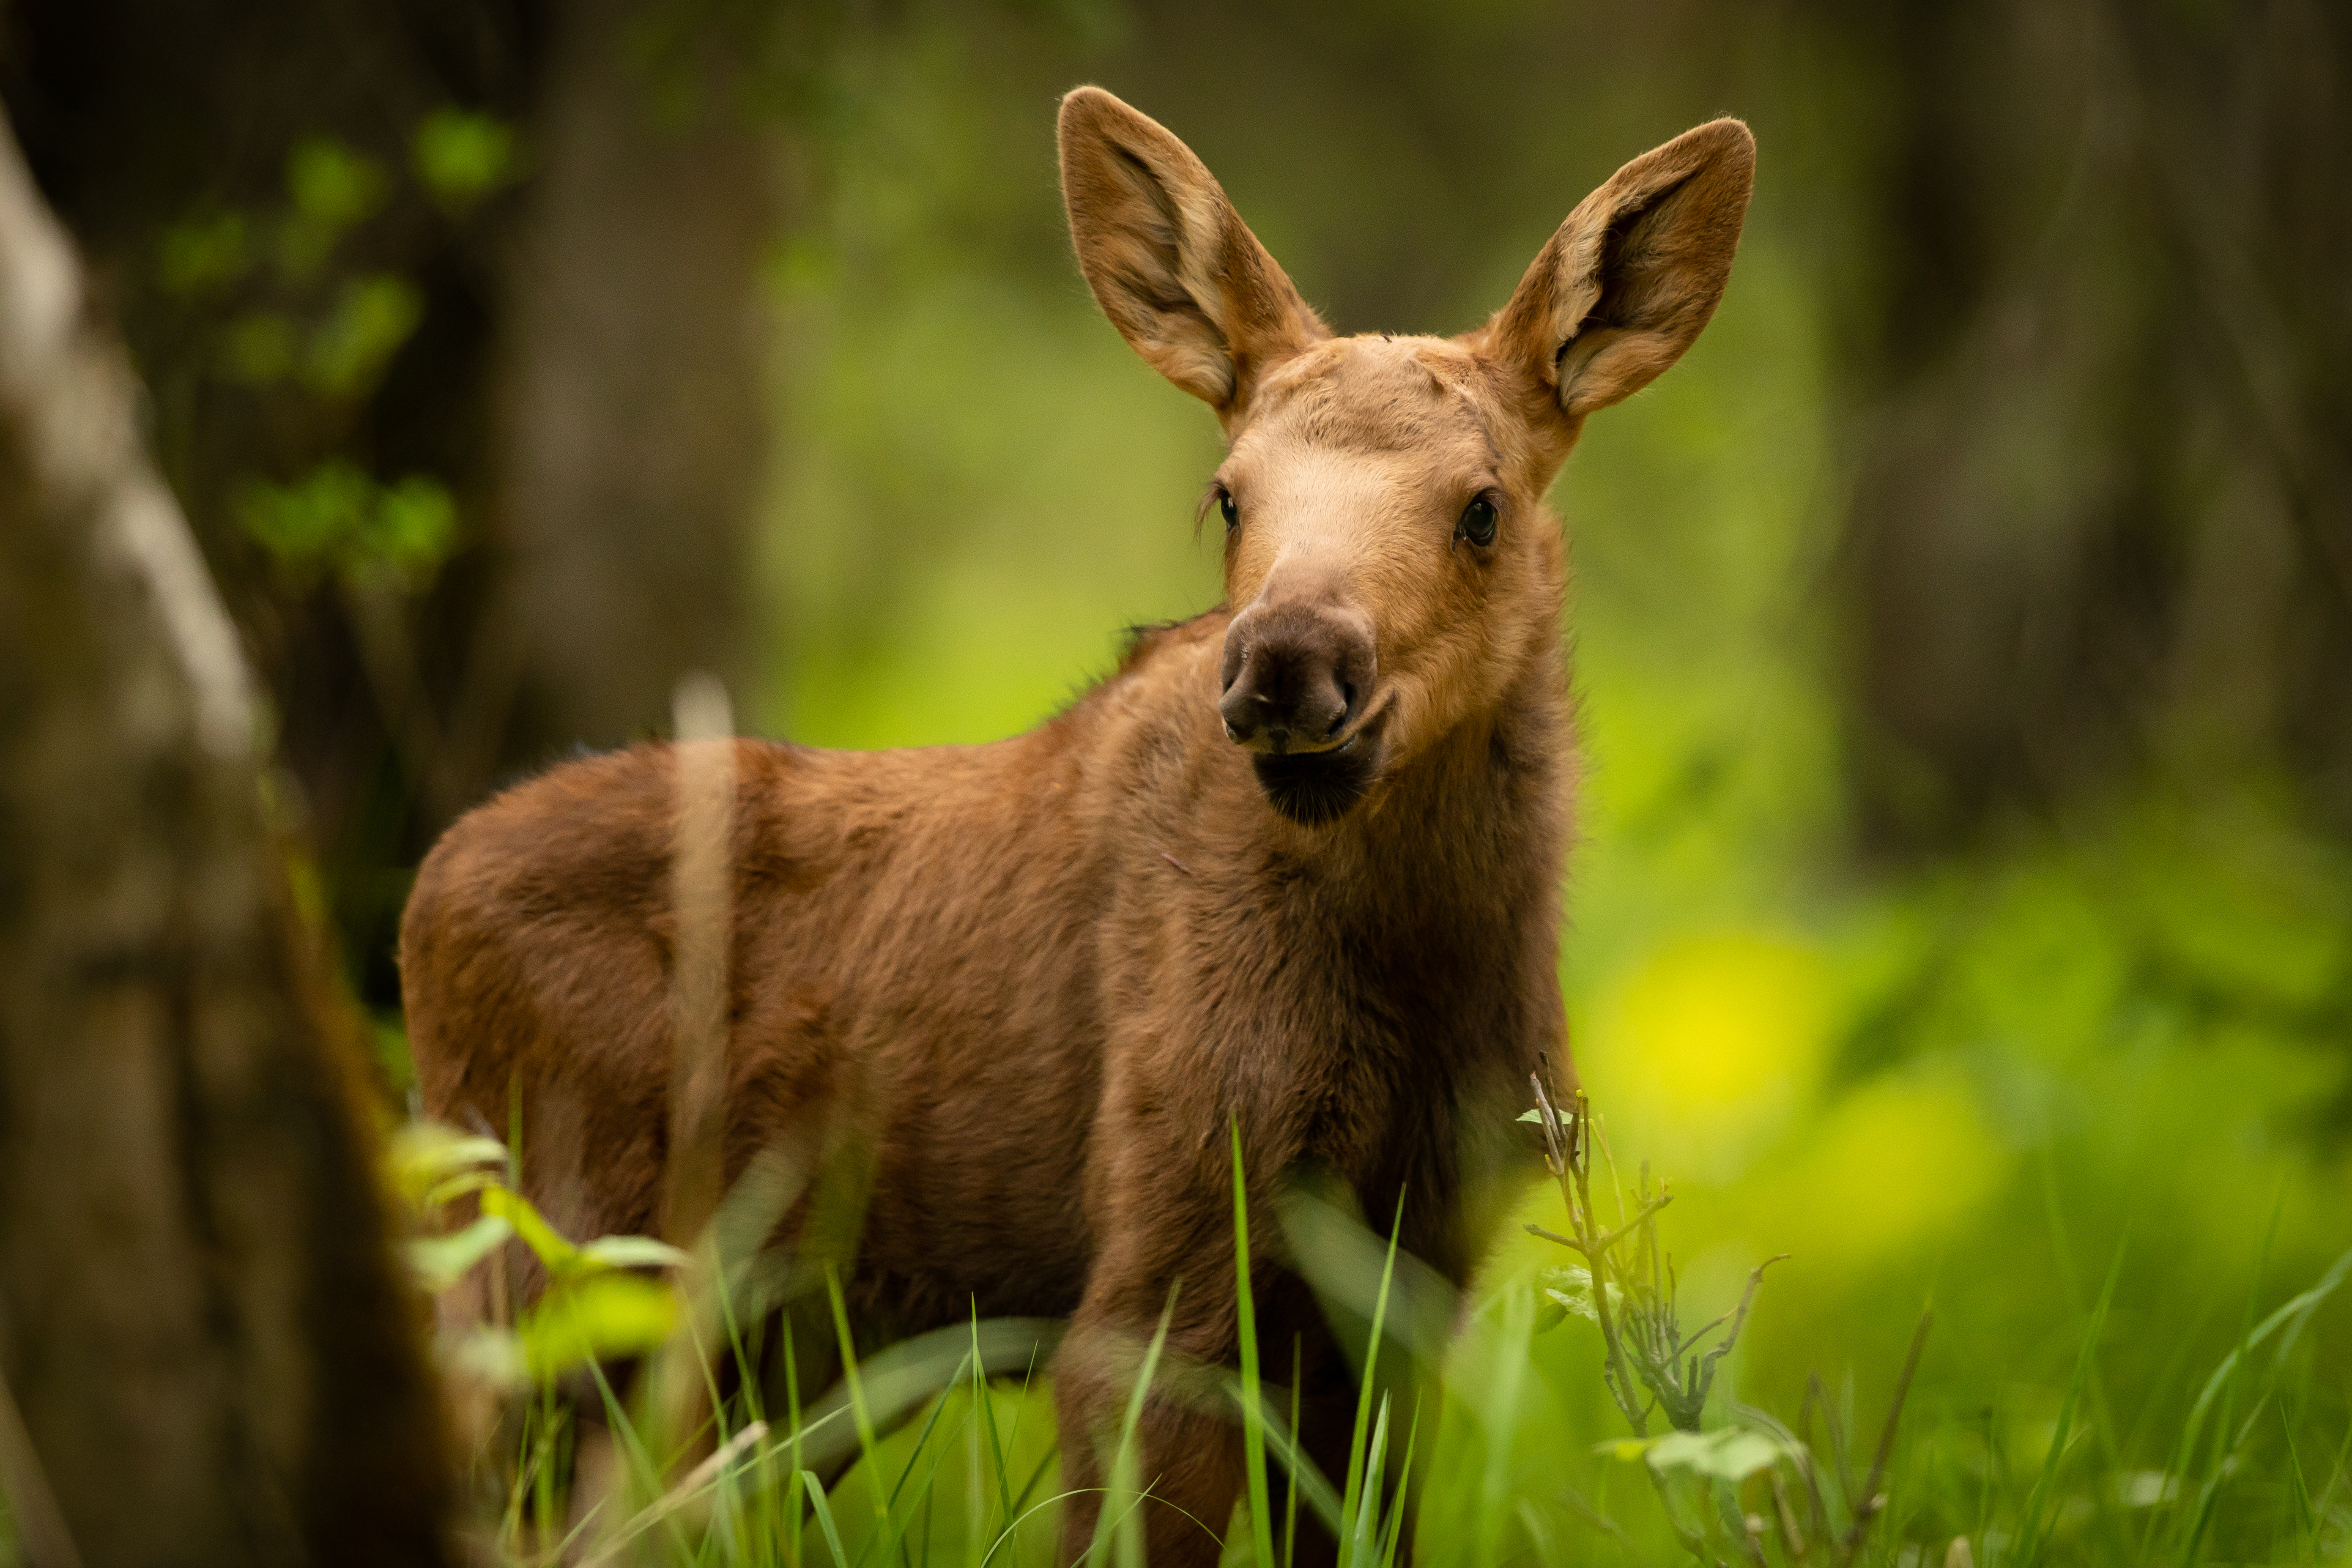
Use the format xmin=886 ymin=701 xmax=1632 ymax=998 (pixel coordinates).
xmin=1593 ymin=930 xmax=1831 ymax=1172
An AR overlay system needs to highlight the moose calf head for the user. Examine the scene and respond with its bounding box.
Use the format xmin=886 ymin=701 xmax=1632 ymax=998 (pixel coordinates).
xmin=1058 ymin=88 xmax=1753 ymax=824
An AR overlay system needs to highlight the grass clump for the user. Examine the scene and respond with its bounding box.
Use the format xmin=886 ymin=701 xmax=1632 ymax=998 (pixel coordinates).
xmin=362 ymin=1071 xmax=2352 ymax=1568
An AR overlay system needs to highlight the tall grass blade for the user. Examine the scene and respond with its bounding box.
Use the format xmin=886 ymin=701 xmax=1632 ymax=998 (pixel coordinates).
xmin=827 ymin=1263 xmax=890 ymax=1531
xmin=1287 ymin=1336 xmax=1302 ymax=1568
xmin=972 ymin=1305 xmax=1016 ymax=1551
xmin=2011 ymin=1236 xmax=2124 ymax=1568
xmin=582 ymin=1355 xmax=698 ymax=1563
xmin=1233 ymin=1120 xmax=1277 ymax=1567
xmin=2172 ymin=1207 xmax=2297 ymax=1568
xmin=1378 ymin=1397 xmax=1421 ymax=1568
xmin=1472 ymin=1285 xmax=1535 ymax=1567
xmin=1235 ymin=1386 xmax=1344 ymax=1536
xmin=786 ymin=1313 xmax=808 ymax=1568
xmin=2280 ymin=1402 xmax=2316 ymax=1562
xmin=1087 ymin=1289 xmax=1178 ymax=1566
xmin=2171 ymin=1244 xmax=2352 ymax=1483
xmin=804 ymin=1471 xmax=854 ymax=1568
xmin=965 ymin=1378 xmax=986 ymax=1568
xmin=871 ymin=1353 xmax=975 ymax=1568
xmin=1010 ymin=1444 xmax=1057 ymax=1522
xmin=1340 ymin=1192 xmax=1405 ymax=1568
xmin=1349 ymin=1393 xmax=1392 ymax=1564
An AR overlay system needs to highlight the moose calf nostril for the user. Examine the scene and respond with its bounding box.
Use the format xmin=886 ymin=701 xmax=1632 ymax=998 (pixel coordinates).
xmin=1330 ymin=683 xmax=1357 ymax=736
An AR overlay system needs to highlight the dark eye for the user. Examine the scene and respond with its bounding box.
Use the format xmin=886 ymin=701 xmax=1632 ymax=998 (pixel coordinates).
xmin=1219 ymin=490 xmax=1240 ymax=531
xmin=1456 ymin=495 xmax=1499 ymax=548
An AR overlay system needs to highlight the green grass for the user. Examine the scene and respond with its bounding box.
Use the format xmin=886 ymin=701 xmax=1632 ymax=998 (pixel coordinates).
xmin=387 ymin=1089 xmax=2352 ymax=1568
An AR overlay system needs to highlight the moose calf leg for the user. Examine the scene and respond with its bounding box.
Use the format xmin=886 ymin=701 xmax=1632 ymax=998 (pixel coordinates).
xmin=1055 ymin=1341 xmax=1242 ymax=1568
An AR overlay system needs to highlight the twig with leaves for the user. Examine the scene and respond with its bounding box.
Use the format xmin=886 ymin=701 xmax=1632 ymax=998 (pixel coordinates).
xmin=1523 ymin=1059 xmax=1930 ymax=1566
xmin=1525 ymin=1058 xmax=1785 ymax=1437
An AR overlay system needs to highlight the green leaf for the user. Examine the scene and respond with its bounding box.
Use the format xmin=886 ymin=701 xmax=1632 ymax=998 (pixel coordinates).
xmin=1539 ymin=1263 xmax=1617 ymax=1325
xmin=286 ymin=137 xmax=386 ymax=229
xmin=383 ymin=1121 xmax=509 ymax=1211
xmin=577 ymin=1234 xmax=693 ymax=1272
xmin=479 ymin=1184 xmax=581 ymax=1274
xmin=277 ymin=138 xmax=386 ymax=278
xmin=422 ymin=1171 xmax=500 ymax=1210
xmin=405 ymin=1212 xmax=512 ymax=1294
xmin=518 ymin=1270 xmax=679 ymax=1380
xmin=1638 ymin=1427 xmax=1791 ymax=1484
xmin=237 ymin=462 xmax=459 ymax=586
xmin=365 ymin=475 xmax=457 ymax=577
xmin=304 ymin=274 xmax=422 ymax=397
xmin=413 ymin=109 xmax=518 ymax=208
xmin=237 ymin=462 xmax=372 ymax=566
xmin=158 ymin=211 xmax=249 ymax=296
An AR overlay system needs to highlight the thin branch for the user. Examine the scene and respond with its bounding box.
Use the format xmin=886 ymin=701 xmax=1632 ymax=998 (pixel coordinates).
xmin=1589 ymin=1196 xmax=1676 ymax=1259
xmin=1837 ymin=1309 xmax=1933 ymax=1567
xmin=1693 ymin=1254 xmax=1792 ymax=1369
xmin=1524 ymin=1223 xmax=1587 ymax=1255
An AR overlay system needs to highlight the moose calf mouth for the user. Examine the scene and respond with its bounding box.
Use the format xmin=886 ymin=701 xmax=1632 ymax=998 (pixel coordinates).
xmin=1251 ymin=725 xmax=1383 ymax=825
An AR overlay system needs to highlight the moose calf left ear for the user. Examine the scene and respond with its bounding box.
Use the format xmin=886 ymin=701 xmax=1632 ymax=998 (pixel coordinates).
xmin=1488 ymin=118 xmax=1755 ymax=418
xmin=1058 ymin=86 xmax=1327 ymax=419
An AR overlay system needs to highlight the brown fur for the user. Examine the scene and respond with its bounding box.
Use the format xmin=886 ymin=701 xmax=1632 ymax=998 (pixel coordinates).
xmin=400 ymin=88 xmax=1752 ymax=1564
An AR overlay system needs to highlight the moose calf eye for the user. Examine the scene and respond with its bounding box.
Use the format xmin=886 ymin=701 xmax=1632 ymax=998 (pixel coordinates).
xmin=1457 ymin=495 xmax=1499 ymax=548
xmin=1219 ymin=492 xmax=1240 ymax=531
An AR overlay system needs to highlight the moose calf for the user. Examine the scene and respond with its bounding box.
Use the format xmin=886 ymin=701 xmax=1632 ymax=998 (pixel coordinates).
xmin=402 ymin=86 xmax=1752 ymax=1564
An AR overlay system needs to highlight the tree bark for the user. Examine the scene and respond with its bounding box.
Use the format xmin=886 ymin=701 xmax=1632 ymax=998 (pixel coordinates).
xmin=491 ymin=0 xmax=773 ymax=763
xmin=0 ymin=114 xmax=449 ymax=1568
xmin=0 ymin=0 xmax=776 ymax=1010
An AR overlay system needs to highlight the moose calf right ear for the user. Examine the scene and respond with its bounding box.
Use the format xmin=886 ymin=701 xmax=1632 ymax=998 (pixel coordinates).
xmin=1488 ymin=118 xmax=1755 ymax=419
xmin=1058 ymin=86 xmax=1327 ymax=419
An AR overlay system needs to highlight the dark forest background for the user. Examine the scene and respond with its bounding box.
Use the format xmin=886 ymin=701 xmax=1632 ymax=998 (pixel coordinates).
xmin=11 ymin=0 xmax=2351 ymax=999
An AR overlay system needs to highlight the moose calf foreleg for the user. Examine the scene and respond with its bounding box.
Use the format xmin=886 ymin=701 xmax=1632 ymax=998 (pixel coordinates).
xmin=1054 ymin=1308 xmax=1246 ymax=1568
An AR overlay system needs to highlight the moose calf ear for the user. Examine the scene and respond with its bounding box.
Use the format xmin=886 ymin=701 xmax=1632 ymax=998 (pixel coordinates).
xmin=1488 ymin=118 xmax=1755 ymax=419
xmin=1058 ymin=86 xmax=1327 ymax=417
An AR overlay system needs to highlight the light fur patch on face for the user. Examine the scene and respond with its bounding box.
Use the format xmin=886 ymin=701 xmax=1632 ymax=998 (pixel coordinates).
xmin=1244 ymin=335 xmax=1495 ymax=459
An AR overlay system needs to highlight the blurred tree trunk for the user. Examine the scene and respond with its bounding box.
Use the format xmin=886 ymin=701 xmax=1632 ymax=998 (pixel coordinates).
xmin=0 ymin=0 xmax=775 ymax=1010
xmin=0 ymin=119 xmax=449 ymax=1567
xmin=1825 ymin=0 xmax=2352 ymax=846
xmin=488 ymin=0 xmax=771 ymax=763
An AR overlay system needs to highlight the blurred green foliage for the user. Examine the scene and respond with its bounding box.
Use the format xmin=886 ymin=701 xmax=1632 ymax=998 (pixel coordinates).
xmin=238 ymin=463 xmax=456 ymax=588
xmin=280 ymin=136 xmax=389 ymax=277
xmin=156 ymin=119 xmax=496 ymax=597
xmin=412 ymin=108 xmax=520 ymax=211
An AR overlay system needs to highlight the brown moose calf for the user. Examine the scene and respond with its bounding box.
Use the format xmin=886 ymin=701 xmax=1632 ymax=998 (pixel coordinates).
xmin=401 ymin=86 xmax=1752 ymax=1564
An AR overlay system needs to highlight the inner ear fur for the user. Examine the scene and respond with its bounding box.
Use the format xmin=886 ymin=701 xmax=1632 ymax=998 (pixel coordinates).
xmin=1487 ymin=118 xmax=1755 ymax=419
xmin=1058 ymin=86 xmax=1327 ymax=416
